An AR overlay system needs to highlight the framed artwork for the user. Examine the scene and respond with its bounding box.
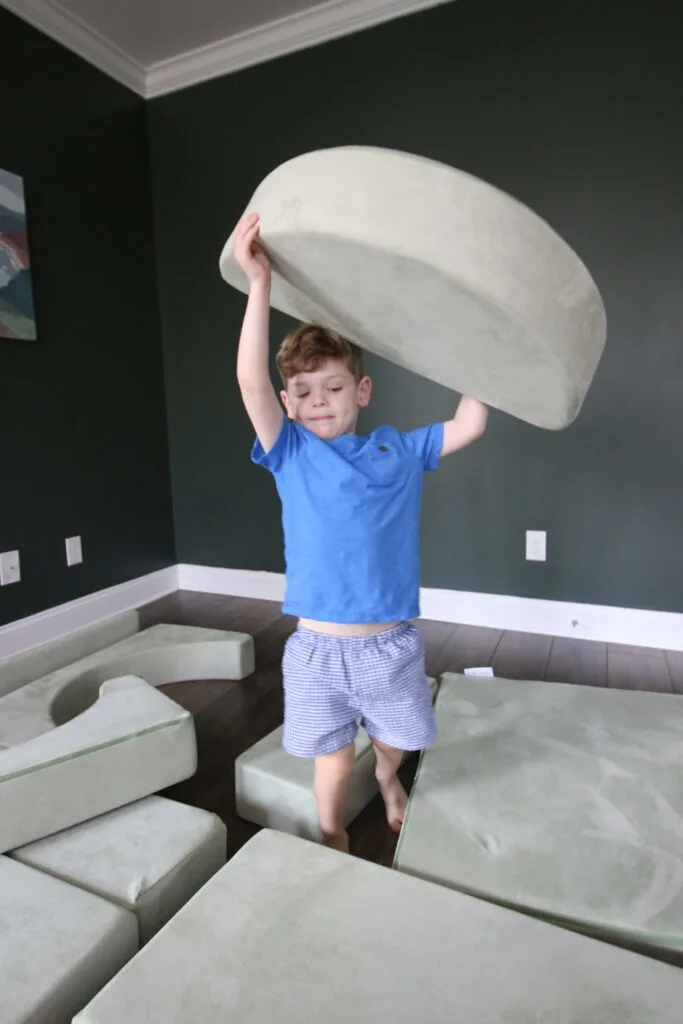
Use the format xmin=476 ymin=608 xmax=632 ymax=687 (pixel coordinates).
xmin=0 ymin=167 xmax=37 ymax=340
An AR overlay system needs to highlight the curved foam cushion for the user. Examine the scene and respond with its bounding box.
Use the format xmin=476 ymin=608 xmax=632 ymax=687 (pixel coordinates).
xmin=73 ymin=829 xmax=683 ymax=1024
xmin=0 ymin=856 xmax=137 ymax=1024
xmin=12 ymin=796 xmax=227 ymax=943
xmin=0 ymin=623 xmax=254 ymax=747
xmin=394 ymin=674 xmax=683 ymax=964
xmin=0 ymin=676 xmax=197 ymax=852
xmin=0 ymin=610 xmax=140 ymax=699
xmin=219 ymin=146 xmax=607 ymax=429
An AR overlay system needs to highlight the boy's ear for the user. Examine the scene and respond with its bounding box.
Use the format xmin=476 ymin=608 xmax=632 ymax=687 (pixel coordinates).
xmin=280 ymin=388 xmax=293 ymax=418
xmin=357 ymin=375 xmax=372 ymax=407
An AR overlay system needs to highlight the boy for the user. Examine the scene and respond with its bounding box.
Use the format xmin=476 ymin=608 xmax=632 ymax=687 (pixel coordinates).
xmin=234 ymin=212 xmax=488 ymax=853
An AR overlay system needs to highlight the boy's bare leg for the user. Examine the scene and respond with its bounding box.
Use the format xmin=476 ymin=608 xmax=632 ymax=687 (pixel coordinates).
xmin=373 ymin=739 xmax=408 ymax=833
xmin=314 ymin=744 xmax=355 ymax=853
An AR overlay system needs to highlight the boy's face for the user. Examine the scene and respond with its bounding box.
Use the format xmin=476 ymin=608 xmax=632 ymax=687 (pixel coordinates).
xmin=281 ymin=359 xmax=371 ymax=439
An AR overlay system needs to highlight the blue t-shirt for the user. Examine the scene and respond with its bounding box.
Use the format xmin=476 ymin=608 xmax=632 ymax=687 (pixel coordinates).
xmin=251 ymin=416 xmax=444 ymax=623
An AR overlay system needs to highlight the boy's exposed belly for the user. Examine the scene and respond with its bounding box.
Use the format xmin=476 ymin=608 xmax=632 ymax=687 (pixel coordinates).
xmin=298 ymin=618 xmax=401 ymax=637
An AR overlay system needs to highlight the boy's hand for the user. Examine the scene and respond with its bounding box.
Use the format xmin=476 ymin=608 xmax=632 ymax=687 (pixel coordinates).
xmin=233 ymin=213 xmax=271 ymax=287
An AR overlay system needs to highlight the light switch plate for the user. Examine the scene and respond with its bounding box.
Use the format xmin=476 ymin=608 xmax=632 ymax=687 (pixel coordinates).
xmin=526 ymin=530 xmax=547 ymax=561
xmin=0 ymin=550 xmax=21 ymax=585
xmin=65 ymin=535 xmax=83 ymax=566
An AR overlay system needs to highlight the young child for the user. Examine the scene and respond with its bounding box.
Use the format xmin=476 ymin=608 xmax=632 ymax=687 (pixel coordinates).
xmin=234 ymin=212 xmax=488 ymax=853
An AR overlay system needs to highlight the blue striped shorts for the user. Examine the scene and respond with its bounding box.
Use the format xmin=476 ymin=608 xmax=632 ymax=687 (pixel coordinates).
xmin=281 ymin=621 xmax=436 ymax=758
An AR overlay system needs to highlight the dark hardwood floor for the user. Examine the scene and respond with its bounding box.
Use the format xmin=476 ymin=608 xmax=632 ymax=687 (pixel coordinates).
xmin=140 ymin=591 xmax=681 ymax=868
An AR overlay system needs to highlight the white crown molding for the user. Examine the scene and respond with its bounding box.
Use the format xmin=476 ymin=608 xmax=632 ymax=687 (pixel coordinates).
xmin=177 ymin=563 xmax=683 ymax=653
xmin=3 ymin=0 xmax=452 ymax=99
xmin=2 ymin=0 xmax=147 ymax=95
xmin=142 ymin=0 xmax=454 ymax=99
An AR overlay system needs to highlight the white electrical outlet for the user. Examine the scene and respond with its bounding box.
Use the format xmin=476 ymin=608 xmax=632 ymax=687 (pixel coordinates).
xmin=526 ymin=530 xmax=547 ymax=561
xmin=0 ymin=549 xmax=21 ymax=585
xmin=65 ymin=535 xmax=83 ymax=566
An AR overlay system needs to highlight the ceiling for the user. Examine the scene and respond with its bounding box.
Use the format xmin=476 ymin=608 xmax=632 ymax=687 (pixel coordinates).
xmin=2 ymin=0 xmax=451 ymax=98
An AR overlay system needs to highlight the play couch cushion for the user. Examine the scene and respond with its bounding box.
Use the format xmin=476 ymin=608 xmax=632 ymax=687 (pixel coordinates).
xmin=0 ymin=676 xmax=197 ymax=852
xmin=0 ymin=610 xmax=140 ymax=698
xmin=73 ymin=829 xmax=683 ymax=1024
xmin=0 ymin=855 xmax=137 ymax=1024
xmin=12 ymin=796 xmax=227 ymax=944
xmin=0 ymin=623 xmax=254 ymax=748
xmin=393 ymin=673 xmax=683 ymax=963
xmin=219 ymin=146 xmax=606 ymax=429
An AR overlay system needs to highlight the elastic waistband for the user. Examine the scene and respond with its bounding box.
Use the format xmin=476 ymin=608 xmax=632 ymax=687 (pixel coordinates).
xmin=294 ymin=620 xmax=416 ymax=646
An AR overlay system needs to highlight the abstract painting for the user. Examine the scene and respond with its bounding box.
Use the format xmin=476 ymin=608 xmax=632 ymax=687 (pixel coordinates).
xmin=0 ymin=168 xmax=37 ymax=340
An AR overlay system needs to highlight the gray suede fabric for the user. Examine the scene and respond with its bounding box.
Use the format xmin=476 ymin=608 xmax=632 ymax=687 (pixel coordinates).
xmin=11 ymin=796 xmax=227 ymax=944
xmin=0 ymin=611 xmax=140 ymax=699
xmin=74 ymin=829 xmax=683 ymax=1023
xmin=0 ymin=856 xmax=138 ymax=1024
xmin=0 ymin=624 xmax=254 ymax=748
xmin=0 ymin=676 xmax=197 ymax=852
xmin=219 ymin=146 xmax=606 ymax=429
xmin=394 ymin=673 xmax=683 ymax=963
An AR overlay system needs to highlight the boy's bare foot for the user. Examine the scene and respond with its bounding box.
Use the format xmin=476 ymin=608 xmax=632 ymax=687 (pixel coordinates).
xmin=321 ymin=829 xmax=350 ymax=854
xmin=378 ymin=775 xmax=408 ymax=834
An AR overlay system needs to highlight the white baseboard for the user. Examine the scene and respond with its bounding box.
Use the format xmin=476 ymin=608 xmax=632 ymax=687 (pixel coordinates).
xmin=2 ymin=562 xmax=680 ymax=664
xmin=177 ymin=563 xmax=683 ymax=652
xmin=0 ymin=566 xmax=178 ymax=661
xmin=177 ymin=563 xmax=286 ymax=602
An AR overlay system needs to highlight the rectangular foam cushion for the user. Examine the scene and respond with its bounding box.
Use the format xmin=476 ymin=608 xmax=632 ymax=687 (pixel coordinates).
xmin=0 ymin=856 xmax=138 ymax=1024
xmin=11 ymin=796 xmax=227 ymax=943
xmin=393 ymin=673 xmax=683 ymax=964
xmin=0 ymin=677 xmax=197 ymax=852
xmin=74 ymin=829 xmax=683 ymax=1023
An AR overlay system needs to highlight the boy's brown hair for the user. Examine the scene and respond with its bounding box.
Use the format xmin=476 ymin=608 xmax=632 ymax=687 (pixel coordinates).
xmin=276 ymin=323 xmax=364 ymax=384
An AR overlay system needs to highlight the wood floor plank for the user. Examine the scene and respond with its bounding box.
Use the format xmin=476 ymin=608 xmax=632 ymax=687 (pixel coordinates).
xmin=220 ymin=598 xmax=285 ymax=637
xmin=607 ymin=642 xmax=666 ymax=658
xmin=544 ymin=636 xmax=607 ymax=687
xmin=415 ymin=619 xmax=459 ymax=677
xmin=139 ymin=590 xmax=236 ymax=629
xmin=436 ymin=624 xmax=502 ymax=675
xmin=158 ymin=679 xmax=232 ymax=716
xmin=252 ymin=612 xmax=297 ymax=671
xmin=665 ymin=651 xmax=683 ymax=694
xmin=491 ymin=630 xmax=552 ymax=680
xmin=607 ymin=651 xmax=673 ymax=692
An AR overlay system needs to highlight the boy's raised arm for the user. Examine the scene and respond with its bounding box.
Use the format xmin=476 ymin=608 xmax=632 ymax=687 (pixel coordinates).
xmin=440 ymin=395 xmax=489 ymax=456
xmin=234 ymin=214 xmax=283 ymax=453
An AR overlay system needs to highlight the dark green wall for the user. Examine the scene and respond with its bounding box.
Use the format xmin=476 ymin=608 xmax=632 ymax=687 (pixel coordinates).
xmin=0 ymin=9 xmax=175 ymax=627
xmin=150 ymin=0 xmax=683 ymax=615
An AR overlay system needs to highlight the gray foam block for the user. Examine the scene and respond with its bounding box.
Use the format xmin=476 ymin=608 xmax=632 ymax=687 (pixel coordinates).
xmin=393 ymin=672 xmax=683 ymax=964
xmin=73 ymin=829 xmax=683 ymax=1024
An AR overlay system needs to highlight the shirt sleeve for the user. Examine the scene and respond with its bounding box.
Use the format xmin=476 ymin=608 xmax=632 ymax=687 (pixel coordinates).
xmin=250 ymin=415 xmax=302 ymax=474
xmin=399 ymin=422 xmax=444 ymax=471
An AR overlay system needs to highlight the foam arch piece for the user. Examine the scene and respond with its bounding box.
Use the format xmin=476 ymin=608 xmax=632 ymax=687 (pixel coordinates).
xmin=219 ymin=146 xmax=607 ymax=429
